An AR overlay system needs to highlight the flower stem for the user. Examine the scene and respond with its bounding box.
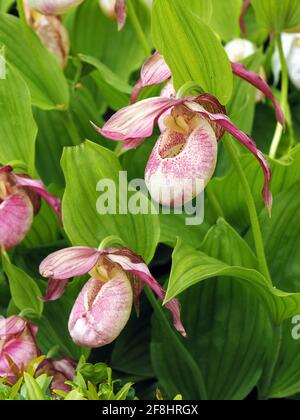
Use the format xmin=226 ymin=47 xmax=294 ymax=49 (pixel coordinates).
xmin=127 ymin=0 xmax=151 ymax=57
xmin=269 ymin=35 xmax=288 ymax=159
xmin=224 ymin=137 xmax=272 ymax=284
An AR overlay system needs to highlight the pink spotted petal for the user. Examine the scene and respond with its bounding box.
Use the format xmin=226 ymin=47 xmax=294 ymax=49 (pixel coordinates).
xmin=68 ymin=274 xmax=133 ymax=348
xmin=39 ymin=247 xmax=100 ymax=280
xmin=231 ymin=62 xmax=285 ymax=126
xmin=14 ymin=175 xmax=62 ymax=222
xmin=94 ymin=97 xmax=188 ymax=145
xmin=186 ymin=100 xmax=273 ymax=213
xmin=131 ymin=53 xmax=172 ymax=103
xmin=145 ymin=120 xmax=218 ymax=207
xmin=104 ymin=248 xmax=187 ymax=337
xmin=41 ymin=278 xmax=69 ymax=302
xmin=115 ymin=0 xmax=126 ymax=30
xmin=0 ymin=192 xmax=34 ymax=250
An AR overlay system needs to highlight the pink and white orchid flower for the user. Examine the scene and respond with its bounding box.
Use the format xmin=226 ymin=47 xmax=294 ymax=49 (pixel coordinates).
xmin=39 ymin=246 xmax=186 ymax=348
xmin=95 ymin=52 xmax=284 ymax=212
xmin=24 ymin=0 xmax=70 ymax=68
xmin=37 ymin=356 xmax=76 ymax=393
xmin=99 ymin=0 xmax=126 ymax=30
xmin=0 ymin=316 xmax=39 ymax=384
xmin=28 ymin=0 xmax=84 ymax=15
xmin=0 ymin=166 xmax=61 ymax=250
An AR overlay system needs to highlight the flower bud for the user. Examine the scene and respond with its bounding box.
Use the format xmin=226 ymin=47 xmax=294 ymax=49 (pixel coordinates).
xmin=68 ymin=265 xmax=133 ymax=348
xmin=225 ymin=38 xmax=256 ymax=63
xmin=0 ymin=316 xmax=39 ymax=383
xmin=28 ymin=0 xmax=84 ymax=15
xmin=37 ymin=357 xmax=76 ymax=393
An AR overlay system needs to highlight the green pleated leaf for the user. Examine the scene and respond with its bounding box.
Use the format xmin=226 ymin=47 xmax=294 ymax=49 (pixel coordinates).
xmin=2 ymin=253 xmax=43 ymax=316
xmin=61 ymin=140 xmax=160 ymax=263
xmin=65 ymin=0 xmax=151 ymax=80
xmin=251 ymin=0 xmax=300 ymax=33
xmin=165 ymin=230 xmax=300 ymax=324
xmin=206 ymin=144 xmax=300 ymax=231
xmin=210 ymin=0 xmax=242 ymax=42
xmin=0 ymin=62 xmax=37 ymax=172
xmin=79 ymin=54 xmax=131 ymax=110
xmin=152 ymin=0 xmax=233 ymax=104
xmin=152 ymin=219 xmax=272 ymax=400
xmin=253 ymin=183 xmax=300 ymax=399
xmin=0 ymin=0 xmax=15 ymax=12
xmin=0 ymin=13 xmax=69 ymax=110
xmin=23 ymin=199 xmax=61 ymax=248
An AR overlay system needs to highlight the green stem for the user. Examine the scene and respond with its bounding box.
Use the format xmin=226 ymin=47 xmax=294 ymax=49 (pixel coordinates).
xmin=224 ymin=138 xmax=272 ymax=284
xmin=269 ymin=35 xmax=288 ymax=159
xmin=145 ymin=287 xmax=208 ymax=401
xmin=98 ymin=235 xmax=126 ymax=251
xmin=127 ymin=0 xmax=151 ymax=56
xmin=176 ymin=82 xmax=203 ymax=98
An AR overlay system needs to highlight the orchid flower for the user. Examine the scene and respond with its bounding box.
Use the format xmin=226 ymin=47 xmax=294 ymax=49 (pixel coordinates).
xmin=94 ymin=52 xmax=285 ymax=212
xmin=0 ymin=316 xmax=40 ymax=384
xmin=37 ymin=357 xmax=76 ymax=393
xmin=224 ymin=38 xmax=266 ymax=102
xmin=0 ymin=166 xmax=61 ymax=250
xmin=272 ymin=33 xmax=300 ymax=89
xmin=28 ymin=0 xmax=84 ymax=15
xmin=39 ymin=246 xmax=186 ymax=348
xmin=224 ymin=38 xmax=256 ymax=63
xmin=24 ymin=0 xmax=70 ymax=68
xmin=99 ymin=0 xmax=126 ymax=30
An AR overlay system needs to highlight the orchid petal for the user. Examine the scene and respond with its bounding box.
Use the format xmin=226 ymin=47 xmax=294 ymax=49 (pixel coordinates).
xmin=0 ymin=166 xmax=13 ymax=173
xmin=185 ymin=100 xmax=273 ymax=212
xmin=39 ymin=247 xmax=100 ymax=280
xmin=41 ymin=278 xmax=69 ymax=302
xmin=141 ymin=52 xmax=172 ymax=87
xmin=104 ymin=248 xmax=187 ymax=337
xmin=0 ymin=193 xmax=34 ymax=250
xmin=14 ymin=175 xmax=62 ymax=221
xmin=131 ymin=53 xmax=172 ymax=103
xmin=115 ymin=0 xmax=126 ymax=30
xmin=145 ymin=120 xmax=218 ymax=207
xmin=94 ymin=97 xmax=187 ymax=145
xmin=68 ymin=274 xmax=133 ymax=348
xmin=239 ymin=0 xmax=251 ymax=34
xmin=0 ymin=316 xmax=27 ymax=337
xmin=231 ymin=62 xmax=285 ymax=126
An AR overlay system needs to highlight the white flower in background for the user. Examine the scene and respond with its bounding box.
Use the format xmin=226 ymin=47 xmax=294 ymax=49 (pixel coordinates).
xmin=224 ymin=38 xmax=265 ymax=102
xmin=272 ymin=33 xmax=300 ymax=89
xmin=224 ymin=38 xmax=256 ymax=63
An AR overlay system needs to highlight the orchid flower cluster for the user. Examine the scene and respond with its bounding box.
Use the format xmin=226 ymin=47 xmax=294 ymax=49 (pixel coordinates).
xmin=0 ymin=315 xmax=76 ymax=391
xmin=95 ymin=51 xmax=284 ymax=214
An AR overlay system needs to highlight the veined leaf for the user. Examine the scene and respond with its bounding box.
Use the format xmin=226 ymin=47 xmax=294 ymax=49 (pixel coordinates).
xmin=0 ymin=62 xmax=37 ymax=173
xmin=0 ymin=13 xmax=69 ymax=110
xmin=252 ymin=0 xmax=300 ymax=33
xmin=61 ymin=141 xmax=160 ymax=263
xmin=152 ymin=0 xmax=233 ymax=104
